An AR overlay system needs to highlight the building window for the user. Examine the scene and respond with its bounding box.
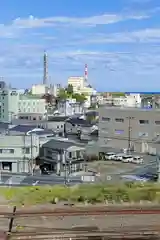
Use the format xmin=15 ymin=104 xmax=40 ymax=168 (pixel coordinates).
xmin=155 ymin=121 xmax=160 ymax=125
xmin=0 ymin=149 xmax=14 ymax=153
xmin=138 ymin=132 xmax=148 ymax=137
xmin=139 ymin=120 xmax=149 ymax=124
xmin=102 ymin=117 xmax=110 ymax=121
xmin=115 ymin=129 xmax=124 ymax=134
xmin=68 ymin=152 xmax=72 ymax=158
xmin=23 ymin=147 xmax=30 ymax=154
xmin=115 ymin=118 xmax=124 ymax=123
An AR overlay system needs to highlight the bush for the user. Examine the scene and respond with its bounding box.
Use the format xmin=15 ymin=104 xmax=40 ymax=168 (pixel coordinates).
xmin=1 ymin=183 xmax=160 ymax=206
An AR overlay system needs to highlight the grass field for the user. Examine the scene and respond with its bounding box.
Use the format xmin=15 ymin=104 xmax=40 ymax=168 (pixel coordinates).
xmin=0 ymin=182 xmax=160 ymax=206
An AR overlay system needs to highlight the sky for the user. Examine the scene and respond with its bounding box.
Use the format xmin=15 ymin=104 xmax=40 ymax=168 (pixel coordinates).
xmin=1 ymin=0 xmax=160 ymax=91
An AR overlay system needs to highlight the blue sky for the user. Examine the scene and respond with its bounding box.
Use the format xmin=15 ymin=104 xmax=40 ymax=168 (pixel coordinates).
xmin=1 ymin=0 xmax=160 ymax=91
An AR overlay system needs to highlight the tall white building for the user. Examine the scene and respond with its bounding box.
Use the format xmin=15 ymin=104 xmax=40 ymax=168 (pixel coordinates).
xmin=68 ymin=77 xmax=85 ymax=92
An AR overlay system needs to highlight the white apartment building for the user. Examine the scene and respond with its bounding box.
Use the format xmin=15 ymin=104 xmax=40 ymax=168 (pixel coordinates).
xmin=0 ymin=89 xmax=48 ymax=122
xmin=0 ymin=89 xmax=20 ymax=122
xmin=18 ymin=95 xmax=47 ymax=120
xmin=68 ymin=77 xmax=85 ymax=92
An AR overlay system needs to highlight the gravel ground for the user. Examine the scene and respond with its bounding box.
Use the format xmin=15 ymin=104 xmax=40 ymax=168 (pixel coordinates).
xmin=11 ymin=214 xmax=160 ymax=232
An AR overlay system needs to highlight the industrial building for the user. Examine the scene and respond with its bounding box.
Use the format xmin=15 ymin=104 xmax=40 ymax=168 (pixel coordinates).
xmin=99 ymin=106 xmax=160 ymax=154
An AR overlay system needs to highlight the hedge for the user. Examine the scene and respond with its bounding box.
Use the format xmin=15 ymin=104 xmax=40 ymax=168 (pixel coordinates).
xmin=1 ymin=182 xmax=160 ymax=206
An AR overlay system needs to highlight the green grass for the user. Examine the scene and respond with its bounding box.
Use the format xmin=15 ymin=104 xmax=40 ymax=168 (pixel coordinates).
xmin=1 ymin=183 xmax=160 ymax=206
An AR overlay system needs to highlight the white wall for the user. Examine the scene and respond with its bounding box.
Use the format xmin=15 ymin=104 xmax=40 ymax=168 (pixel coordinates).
xmin=31 ymin=84 xmax=46 ymax=95
xmin=19 ymin=98 xmax=47 ymax=114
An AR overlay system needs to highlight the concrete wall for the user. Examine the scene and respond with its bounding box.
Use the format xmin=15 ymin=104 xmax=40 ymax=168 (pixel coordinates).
xmin=99 ymin=106 xmax=160 ymax=152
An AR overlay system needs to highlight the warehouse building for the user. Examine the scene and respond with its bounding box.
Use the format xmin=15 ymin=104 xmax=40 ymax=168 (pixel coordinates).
xmin=98 ymin=106 xmax=160 ymax=154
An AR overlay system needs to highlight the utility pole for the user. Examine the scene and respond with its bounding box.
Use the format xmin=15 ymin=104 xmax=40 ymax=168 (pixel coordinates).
xmin=127 ymin=117 xmax=134 ymax=152
xmin=157 ymin=155 xmax=160 ymax=182
xmin=30 ymin=133 xmax=34 ymax=176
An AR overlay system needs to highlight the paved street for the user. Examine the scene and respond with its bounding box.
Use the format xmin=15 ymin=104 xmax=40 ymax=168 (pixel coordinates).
xmin=0 ymin=172 xmax=82 ymax=186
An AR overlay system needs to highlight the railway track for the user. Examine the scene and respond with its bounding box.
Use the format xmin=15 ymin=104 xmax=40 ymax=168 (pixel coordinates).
xmin=9 ymin=228 xmax=160 ymax=240
xmin=1 ymin=206 xmax=160 ymax=217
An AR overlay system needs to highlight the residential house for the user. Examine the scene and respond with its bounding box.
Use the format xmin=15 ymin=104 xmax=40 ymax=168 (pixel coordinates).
xmin=40 ymin=139 xmax=85 ymax=176
xmin=57 ymin=99 xmax=84 ymax=116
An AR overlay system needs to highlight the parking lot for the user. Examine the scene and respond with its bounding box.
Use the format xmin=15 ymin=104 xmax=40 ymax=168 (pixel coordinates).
xmin=87 ymin=150 xmax=158 ymax=183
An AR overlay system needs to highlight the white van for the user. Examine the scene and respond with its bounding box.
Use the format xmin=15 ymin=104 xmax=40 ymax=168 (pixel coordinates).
xmin=115 ymin=153 xmax=126 ymax=161
xmin=105 ymin=152 xmax=116 ymax=160
xmin=122 ymin=155 xmax=133 ymax=163
xmin=132 ymin=156 xmax=143 ymax=164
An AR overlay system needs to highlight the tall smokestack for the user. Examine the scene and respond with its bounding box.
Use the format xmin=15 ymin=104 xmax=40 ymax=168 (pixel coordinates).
xmin=43 ymin=51 xmax=48 ymax=85
xmin=84 ymin=64 xmax=88 ymax=82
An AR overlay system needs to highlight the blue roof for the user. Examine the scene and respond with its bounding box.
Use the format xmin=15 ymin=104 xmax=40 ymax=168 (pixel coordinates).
xmin=125 ymin=92 xmax=160 ymax=94
xmin=10 ymin=125 xmax=38 ymax=133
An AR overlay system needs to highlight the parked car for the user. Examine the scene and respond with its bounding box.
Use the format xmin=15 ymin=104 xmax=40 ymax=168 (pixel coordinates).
xmin=122 ymin=155 xmax=133 ymax=163
xmin=114 ymin=153 xmax=126 ymax=161
xmin=132 ymin=156 xmax=143 ymax=164
xmin=105 ymin=152 xmax=116 ymax=160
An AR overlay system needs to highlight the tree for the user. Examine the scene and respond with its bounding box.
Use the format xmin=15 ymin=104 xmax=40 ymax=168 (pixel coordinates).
xmin=72 ymin=93 xmax=86 ymax=103
xmin=111 ymin=92 xmax=125 ymax=97
xmin=42 ymin=94 xmax=54 ymax=104
xmin=66 ymin=84 xmax=73 ymax=95
xmin=57 ymin=88 xmax=68 ymax=100
xmin=88 ymin=103 xmax=97 ymax=110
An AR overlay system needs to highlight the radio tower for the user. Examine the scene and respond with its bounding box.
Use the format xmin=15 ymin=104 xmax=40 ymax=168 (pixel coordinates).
xmin=43 ymin=51 xmax=48 ymax=85
xmin=84 ymin=64 xmax=88 ymax=82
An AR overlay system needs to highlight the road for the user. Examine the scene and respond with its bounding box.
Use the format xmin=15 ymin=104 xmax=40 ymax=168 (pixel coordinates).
xmin=0 ymin=172 xmax=82 ymax=186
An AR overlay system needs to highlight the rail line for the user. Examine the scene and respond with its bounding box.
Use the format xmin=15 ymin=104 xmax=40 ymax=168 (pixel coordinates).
xmin=2 ymin=206 xmax=160 ymax=217
xmin=9 ymin=229 xmax=160 ymax=240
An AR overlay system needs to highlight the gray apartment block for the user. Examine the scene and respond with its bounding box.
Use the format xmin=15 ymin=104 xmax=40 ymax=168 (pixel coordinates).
xmin=98 ymin=106 xmax=160 ymax=153
xmin=0 ymin=135 xmax=40 ymax=173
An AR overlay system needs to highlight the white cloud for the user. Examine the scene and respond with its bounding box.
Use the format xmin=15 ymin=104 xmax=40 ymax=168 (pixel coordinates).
xmin=79 ymin=28 xmax=160 ymax=44
xmin=1 ymin=11 xmax=149 ymax=33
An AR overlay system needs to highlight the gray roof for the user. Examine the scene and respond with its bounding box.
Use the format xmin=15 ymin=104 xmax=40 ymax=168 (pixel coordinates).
xmin=10 ymin=125 xmax=38 ymax=133
xmin=42 ymin=139 xmax=83 ymax=150
xmin=66 ymin=118 xmax=92 ymax=126
xmin=0 ymin=122 xmax=9 ymax=130
xmin=48 ymin=116 xmax=69 ymax=122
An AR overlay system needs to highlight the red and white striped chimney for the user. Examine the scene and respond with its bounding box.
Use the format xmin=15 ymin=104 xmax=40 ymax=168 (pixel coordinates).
xmin=84 ymin=64 xmax=88 ymax=81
